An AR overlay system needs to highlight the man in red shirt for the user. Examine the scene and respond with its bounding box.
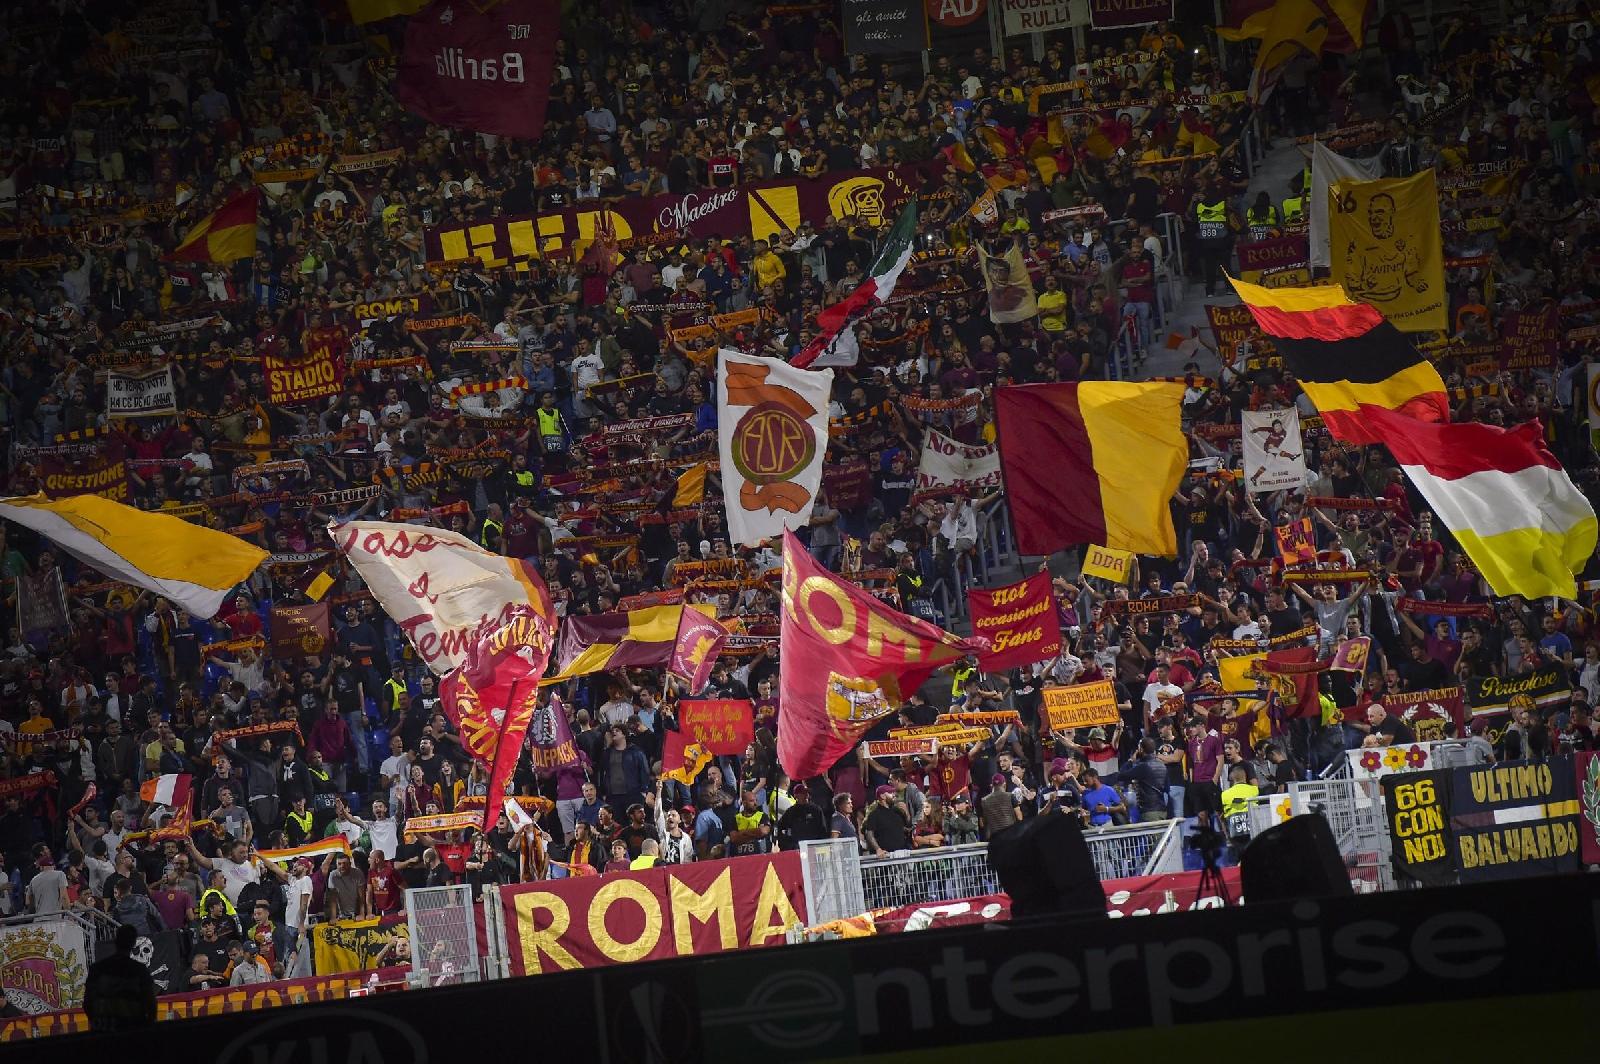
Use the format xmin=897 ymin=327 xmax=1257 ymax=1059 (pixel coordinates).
xmin=366 ymin=851 xmax=403 ymax=916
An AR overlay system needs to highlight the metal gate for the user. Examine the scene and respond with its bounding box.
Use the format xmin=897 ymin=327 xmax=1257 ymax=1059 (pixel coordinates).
xmin=797 ymin=838 xmax=867 ymax=927
xmin=404 ymin=884 xmax=481 ymax=987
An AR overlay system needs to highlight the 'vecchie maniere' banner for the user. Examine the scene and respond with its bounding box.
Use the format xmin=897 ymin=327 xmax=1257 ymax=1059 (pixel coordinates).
xmin=500 ymin=851 xmax=805 ymax=975
xmin=423 ymin=161 xmax=938 ymax=268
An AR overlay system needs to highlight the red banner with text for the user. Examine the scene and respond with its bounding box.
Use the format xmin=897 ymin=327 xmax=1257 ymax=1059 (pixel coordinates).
xmin=966 ymin=571 xmax=1062 ymax=672
xmin=500 ymin=851 xmax=807 ymax=976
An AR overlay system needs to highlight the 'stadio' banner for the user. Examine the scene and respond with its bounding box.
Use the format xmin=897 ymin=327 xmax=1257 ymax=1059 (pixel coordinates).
xmin=105 ymin=365 xmax=177 ymax=417
xmin=264 ymin=347 xmax=343 ymax=406
xmin=424 ymin=161 xmax=940 ymax=269
xmin=501 ymin=851 xmax=806 ymax=976
xmin=397 ymin=0 xmax=559 ymax=140
xmin=966 ymin=571 xmax=1061 ymax=672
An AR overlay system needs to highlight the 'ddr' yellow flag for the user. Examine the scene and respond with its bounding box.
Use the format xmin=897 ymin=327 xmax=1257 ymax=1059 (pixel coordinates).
xmin=1328 ymin=169 xmax=1445 ymax=333
xmin=1082 ymin=544 xmax=1134 ymax=584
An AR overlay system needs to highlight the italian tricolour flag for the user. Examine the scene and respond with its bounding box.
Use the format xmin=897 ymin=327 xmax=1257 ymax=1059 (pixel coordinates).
xmin=792 ymin=202 xmax=918 ymax=369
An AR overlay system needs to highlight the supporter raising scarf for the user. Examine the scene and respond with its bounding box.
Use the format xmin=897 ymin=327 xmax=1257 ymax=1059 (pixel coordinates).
xmin=439 ymin=606 xmax=554 ymax=831
xmin=1360 ymin=407 xmax=1597 ymax=600
xmin=791 ymin=202 xmax=917 ymax=369
xmin=777 ymin=532 xmax=984 ymax=780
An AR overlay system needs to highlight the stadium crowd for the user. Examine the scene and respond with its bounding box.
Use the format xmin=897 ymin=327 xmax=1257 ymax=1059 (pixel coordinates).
xmin=0 ymin=0 xmax=1598 ymax=998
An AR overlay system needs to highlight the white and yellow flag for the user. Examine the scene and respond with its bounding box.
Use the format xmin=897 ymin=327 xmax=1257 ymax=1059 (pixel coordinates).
xmin=717 ymin=350 xmax=832 ymax=547
xmin=0 ymin=494 xmax=267 ymax=618
xmin=331 ymin=520 xmax=553 ymax=675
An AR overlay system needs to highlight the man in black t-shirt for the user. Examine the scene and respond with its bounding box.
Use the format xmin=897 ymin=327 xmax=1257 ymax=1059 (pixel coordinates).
xmin=1366 ymin=705 xmax=1417 ymax=746
xmin=861 ymin=785 xmax=910 ymax=856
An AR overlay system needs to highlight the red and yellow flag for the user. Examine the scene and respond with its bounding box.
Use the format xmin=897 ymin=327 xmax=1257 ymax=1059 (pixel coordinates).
xmin=172 ymin=188 xmax=259 ymax=263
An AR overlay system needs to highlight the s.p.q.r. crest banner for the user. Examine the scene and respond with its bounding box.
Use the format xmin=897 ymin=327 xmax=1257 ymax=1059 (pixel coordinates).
xmin=423 ymin=161 xmax=941 ymax=268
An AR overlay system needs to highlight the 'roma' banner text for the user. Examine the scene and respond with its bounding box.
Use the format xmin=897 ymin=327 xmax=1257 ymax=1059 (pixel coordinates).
xmin=397 ymin=0 xmax=559 ymax=140
xmin=966 ymin=572 xmax=1061 ymax=672
xmin=777 ymin=532 xmax=981 ymax=780
xmin=500 ymin=851 xmax=805 ymax=975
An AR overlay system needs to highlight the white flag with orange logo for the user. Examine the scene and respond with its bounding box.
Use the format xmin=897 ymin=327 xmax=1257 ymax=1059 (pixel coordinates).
xmin=717 ymin=350 xmax=833 ymax=547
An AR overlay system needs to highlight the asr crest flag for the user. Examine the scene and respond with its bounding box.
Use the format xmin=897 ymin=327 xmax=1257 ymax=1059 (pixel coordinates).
xmin=777 ymin=532 xmax=984 ymax=779
xmin=439 ymin=606 xmax=554 ymax=831
xmin=717 ymin=350 xmax=832 ymax=547
xmin=1329 ymin=170 xmax=1446 ymax=332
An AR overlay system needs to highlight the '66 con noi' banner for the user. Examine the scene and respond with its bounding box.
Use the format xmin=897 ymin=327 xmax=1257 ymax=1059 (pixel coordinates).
xmin=966 ymin=571 xmax=1061 ymax=672
xmin=424 ymin=161 xmax=940 ymax=269
xmin=500 ymin=851 xmax=806 ymax=975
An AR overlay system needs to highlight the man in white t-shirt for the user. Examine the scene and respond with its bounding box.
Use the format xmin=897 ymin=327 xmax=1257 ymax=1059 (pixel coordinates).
xmin=1141 ymin=663 xmax=1185 ymax=728
xmin=188 ymin=838 xmax=259 ymax=904
xmin=367 ymin=798 xmax=399 ymax=860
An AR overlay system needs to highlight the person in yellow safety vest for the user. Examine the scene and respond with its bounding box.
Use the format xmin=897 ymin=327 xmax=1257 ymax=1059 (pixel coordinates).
xmin=1280 ymin=176 xmax=1307 ymax=224
xmin=1245 ymin=190 xmax=1279 ymax=231
xmin=949 ymin=658 xmax=976 ymax=699
xmin=629 ymin=838 xmax=660 ymax=869
xmin=1221 ymin=763 xmax=1259 ymax=817
xmin=478 ymin=502 xmax=504 ymax=550
xmin=1192 ymin=180 xmax=1233 ymax=296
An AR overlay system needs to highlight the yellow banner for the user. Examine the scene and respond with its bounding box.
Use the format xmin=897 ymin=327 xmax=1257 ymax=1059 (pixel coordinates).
xmin=1042 ymin=680 xmax=1120 ymax=731
xmin=311 ymin=917 xmax=407 ymax=974
xmin=1218 ymin=652 xmax=1267 ymax=692
xmin=1329 ymin=169 xmax=1446 ymax=332
xmin=1082 ymin=544 xmax=1134 ymax=583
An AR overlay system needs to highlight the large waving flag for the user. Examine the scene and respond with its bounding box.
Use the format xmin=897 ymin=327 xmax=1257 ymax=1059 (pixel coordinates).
xmin=440 ymin=607 xmax=554 ymax=831
xmin=994 ymin=382 xmax=1188 ymax=558
xmin=1363 ymin=407 xmax=1597 ymax=600
xmin=171 ymin=188 xmax=259 ymax=263
xmin=792 ymin=202 xmax=917 ymax=369
xmin=551 ymin=604 xmax=716 ymax=680
xmin=332 ymin=520 xmax=553 ymax=675
xmin=717 ymin=351 xmax=832 ymax=547
xmin=778 ymin=532 xmax=984 ymax=780
xmin=1229 ymin=277 xmax=1448 ymax=445
xmin=668 ymin=606 xmax=731 ymax=694
xmin=0 ymin=495 xmax=266 ymax=617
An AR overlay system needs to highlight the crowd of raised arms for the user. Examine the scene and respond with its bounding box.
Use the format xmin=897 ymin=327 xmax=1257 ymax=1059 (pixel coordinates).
xmin=0 ymin=0 xmax=1598 ymax=995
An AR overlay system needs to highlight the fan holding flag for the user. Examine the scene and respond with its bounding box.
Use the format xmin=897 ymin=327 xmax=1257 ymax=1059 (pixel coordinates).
xmin=791 ymin=201 xmax=918 ymax=370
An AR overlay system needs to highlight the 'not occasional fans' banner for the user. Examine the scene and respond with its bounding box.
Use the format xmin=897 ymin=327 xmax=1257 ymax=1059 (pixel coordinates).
xmin=500 ymin=851 xmax=805 ymax=975
xmin=397 ymin=0 xmax=559 ymax=140
xmin=966 ymin=571 xmax=1061 ymax=672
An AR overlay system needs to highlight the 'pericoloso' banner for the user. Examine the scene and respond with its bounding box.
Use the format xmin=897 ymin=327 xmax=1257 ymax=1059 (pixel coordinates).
xmin=500 ymin=851 xmax=806 ymax=975
xmin=424 ymin=161 xmax=941 ymax=268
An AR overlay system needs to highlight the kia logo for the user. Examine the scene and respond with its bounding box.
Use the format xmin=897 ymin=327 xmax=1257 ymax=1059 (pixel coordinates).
xmin=216 ymin=1008 xmax=428 ymax=1064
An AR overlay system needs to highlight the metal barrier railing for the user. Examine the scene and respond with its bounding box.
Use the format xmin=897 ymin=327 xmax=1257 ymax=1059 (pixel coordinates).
xmin=858 ymin=843 xmax=1003 ymax=911
xmin=1084 ymin=818 xmax=1186 ymax=880
xmin=405 ymin=884 xmax=482 ymax=987
xmin=798 ymin=837 xmax=869 ymax=926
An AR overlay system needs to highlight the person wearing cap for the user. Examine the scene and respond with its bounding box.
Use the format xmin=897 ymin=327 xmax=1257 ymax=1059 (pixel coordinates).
xmin=979 ymin=773 xmax=1020 ymax=837
xmin=861 ymin=784 xmax=910 ymax=857
xmin=225 ymin=938 xmax=271 ymax=986
xmin=775 ymin=781 xmax=828 ymax=851
xmin=1039 ymin=757 xmax=1086 ymax=823
xmin=943 ymin=792 xmax=980 ymax=845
